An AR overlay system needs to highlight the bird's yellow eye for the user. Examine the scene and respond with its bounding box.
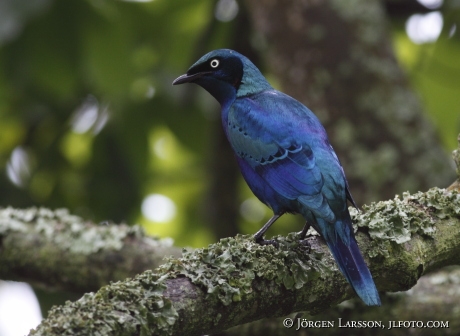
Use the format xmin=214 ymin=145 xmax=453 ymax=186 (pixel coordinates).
xmin=210 ymin=59 xmax=219 ymax=68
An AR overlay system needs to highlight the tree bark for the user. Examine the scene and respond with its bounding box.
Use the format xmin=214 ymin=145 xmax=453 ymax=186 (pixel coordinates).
xmin=0 ymin=207 xmax=181 ymax=293
xmin=27 ymin=186 xmax=460 ymax=336
xmin=245 ymin=0 xmax=454 ymax=204
xmin=221 ymin=266 xmax=460 ymax=336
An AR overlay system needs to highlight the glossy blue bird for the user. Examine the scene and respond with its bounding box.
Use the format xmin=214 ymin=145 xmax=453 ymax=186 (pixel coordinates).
xmin=173 ymin=49 xmax=380 ymax=306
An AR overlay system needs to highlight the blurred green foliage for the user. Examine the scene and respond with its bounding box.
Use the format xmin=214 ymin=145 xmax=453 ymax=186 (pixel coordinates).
xmin=0 ymin=0 xmax=218 ymax=247
xmin=393 ymin=11 xmax=460 ymax=150
xmin=0 ymin=0 xmax=459 ymax=250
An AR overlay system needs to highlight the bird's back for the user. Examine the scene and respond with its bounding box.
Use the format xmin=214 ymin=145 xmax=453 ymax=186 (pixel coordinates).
xmin=225 ymin=89 xmax=347 ymax=215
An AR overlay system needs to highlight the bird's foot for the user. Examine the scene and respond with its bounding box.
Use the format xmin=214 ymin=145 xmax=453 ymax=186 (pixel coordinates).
xmin=298 ymin=238 xmax=311 ymax=251
xmin=296 ymin=230 xmax=314 ymax=240
xmin=296 ymin=230 xmax=312 ymax=251
xmin=255 ymin=236 xmax=279 ymax=248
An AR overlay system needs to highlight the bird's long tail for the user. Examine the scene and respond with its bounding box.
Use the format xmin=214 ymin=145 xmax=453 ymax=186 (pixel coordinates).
xmin=321 ymin=218 xmax=381 ymax=306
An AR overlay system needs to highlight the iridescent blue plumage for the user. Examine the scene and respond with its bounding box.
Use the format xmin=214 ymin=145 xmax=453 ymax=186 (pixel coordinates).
xmin=173 ymin=49 xmax=380 ymax=306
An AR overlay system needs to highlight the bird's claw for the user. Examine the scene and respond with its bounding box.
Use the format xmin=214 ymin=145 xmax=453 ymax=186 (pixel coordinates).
xmin=298 ymin=238 xmax=311 ymax=251
xmin=296 ymin=230 xmax=306 ymax=240
xmin=296 ymin=230 xmax=311 ymax=251
xmin=255 ymin=237 xmax=279 ymax=248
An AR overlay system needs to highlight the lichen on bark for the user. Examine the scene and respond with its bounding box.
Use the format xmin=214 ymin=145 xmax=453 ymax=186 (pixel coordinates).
xmin=0 ymin=207 xmax=180 ymax=292
xmin=351 ymin=187 xmax=460 ymax=258
xmin=30 ymin=271 xmax=178 ymax=336
xmin=27 ymin=186 xmax=460 ymax=335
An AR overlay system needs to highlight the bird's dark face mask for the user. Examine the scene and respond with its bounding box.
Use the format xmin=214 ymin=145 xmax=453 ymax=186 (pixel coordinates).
xmin=173 ymin=55 xmax=243 ymax=107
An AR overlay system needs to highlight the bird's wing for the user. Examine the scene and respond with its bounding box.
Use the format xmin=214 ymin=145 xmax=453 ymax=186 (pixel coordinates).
xmin=227 ymin=96 xmax=335 ymax=222
xmin=329 ymin=145 xmax=358 ymax=209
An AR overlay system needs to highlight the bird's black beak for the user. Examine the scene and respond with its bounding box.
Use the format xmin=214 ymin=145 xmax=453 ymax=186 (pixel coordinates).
xmin=172 ymin=71 xmax=211 ymax=85
xmin=172 ymin=74 xmax=193 ymax=85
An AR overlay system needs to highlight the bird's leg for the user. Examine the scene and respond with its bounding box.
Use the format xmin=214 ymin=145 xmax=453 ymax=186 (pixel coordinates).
xmin=254 ymin=213 xmax=283 ymax=247
xmin=297 ymin=221 xmax=312 ymax=248
xmin=298 ymin=222 xmax=310 ymax=240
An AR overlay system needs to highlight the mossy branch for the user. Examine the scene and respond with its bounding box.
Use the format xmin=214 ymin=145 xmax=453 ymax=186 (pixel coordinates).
xmin=222 ymin=266 xmax=460 ymax=336
xmin=28 ymin=187 xmax=460 ymax=336
xmin=0 ymin=207 xmax=181 ymax=292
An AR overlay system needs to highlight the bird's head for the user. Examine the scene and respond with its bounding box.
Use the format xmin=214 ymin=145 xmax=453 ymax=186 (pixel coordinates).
xmin=173 ymin=49 xmax=271 ymax=106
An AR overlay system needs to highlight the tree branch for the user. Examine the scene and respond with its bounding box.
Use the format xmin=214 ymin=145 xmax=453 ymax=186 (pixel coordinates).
xmin=0 ymin=207 xmax=181 ymax=293
xmin=220 ymin=266 xmax=460 ymax=336
xmin=28 ymin=187 xmax=460 ymax=336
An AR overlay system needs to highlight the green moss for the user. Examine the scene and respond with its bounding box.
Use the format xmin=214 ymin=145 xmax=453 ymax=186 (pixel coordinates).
xmin=31 ymin=271 xmax=178 ymax=336
xmin=22 ymin=186 xmax=460 ymax=334
xmin=28 ymin=233 xmax=334 ymax=334
xmin=159 ymin=233 xmax=332 ymax=306
xmin=350 ymin=187 xmax=460 ymax=258
xmin=0 ymin=207 xmax=171 ymax=255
